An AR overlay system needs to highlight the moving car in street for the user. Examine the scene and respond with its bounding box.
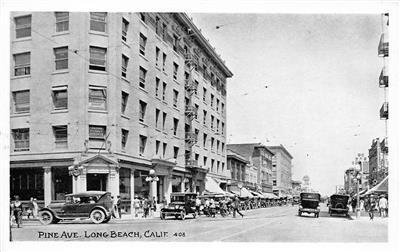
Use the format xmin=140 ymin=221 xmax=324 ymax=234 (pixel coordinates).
xmin=38 ymin=191 xmax=113 ymax=225
xmin=298 ymin=192 xmax=321 ymax=218
xmin=160 ymin=192 xmax=197 ymax=220
xmin=328 ymin=194 xmax=350 ymax=217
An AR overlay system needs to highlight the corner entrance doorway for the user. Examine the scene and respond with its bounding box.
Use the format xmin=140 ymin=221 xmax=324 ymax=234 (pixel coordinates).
xmin=87 ymin=173 xmax=107 ymax=191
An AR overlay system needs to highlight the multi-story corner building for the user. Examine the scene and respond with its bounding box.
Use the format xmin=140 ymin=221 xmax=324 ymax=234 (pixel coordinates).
xmin=226 ymin=143 xmax=274 ymax=193
xmin=368 ymin=138 xmax=388 ymax=187
xmin=10 ymin=12 xmax=232 ymax=212
xmin=267 ymin=145 xmax=293 ymax=196
xmin=351 ymin=154 xmax=369 ymax=190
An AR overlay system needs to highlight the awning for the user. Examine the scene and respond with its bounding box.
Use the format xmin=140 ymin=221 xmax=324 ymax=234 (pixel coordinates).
xmin=263 ymin=192 xmax=278 ymax=199
xmin=204 ymin=177 xmax=226 ymax=195
xmin=364 ymin=176 xmax=388 ymax=195
xmin=230 ymin=187 xmax=254 ymax=198
xmin=250 ymin=190 xmax=265 ymax=198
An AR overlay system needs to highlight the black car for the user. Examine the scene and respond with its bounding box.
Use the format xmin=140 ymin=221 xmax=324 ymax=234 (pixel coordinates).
xmin=38 ymin=191 xmax=114 ymax=225
xmin=328 ymin=194 xmax=350 ymax=217
xmin=160 ymin=192 xmax=197 ymax=220
xmin=298 ymin=192 xmax=321 ymax=218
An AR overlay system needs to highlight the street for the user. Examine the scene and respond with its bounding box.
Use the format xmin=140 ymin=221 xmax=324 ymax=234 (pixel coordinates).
xmin=11 ymin=205 xmax=387 ymax=242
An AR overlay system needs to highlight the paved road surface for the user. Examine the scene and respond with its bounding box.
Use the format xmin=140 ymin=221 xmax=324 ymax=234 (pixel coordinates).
xmin=10 ymin=205 xmax=387 ymax=242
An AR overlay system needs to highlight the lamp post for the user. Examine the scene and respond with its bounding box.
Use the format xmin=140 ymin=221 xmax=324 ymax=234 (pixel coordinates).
xmin=353 ymin=162 xmax=362 ymax=219
xmin=145 ymin=169 xmax=159 ymax=200
xmin=238 ymin=182 xmax=243 ymax=197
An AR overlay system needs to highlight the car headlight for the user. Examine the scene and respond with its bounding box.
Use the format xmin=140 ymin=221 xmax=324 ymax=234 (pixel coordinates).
xmin=175 ymin=205 xmax=179 ymax=209
xmin=299 ymin=205 xmax=303 ymax=209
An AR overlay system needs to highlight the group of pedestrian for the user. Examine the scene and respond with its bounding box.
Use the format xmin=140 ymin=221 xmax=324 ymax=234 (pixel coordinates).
xmin=364 ymin=194 xmax=388 ymax=220
xmin=199 ymin=196 xmax=244 ymax=218
xmin=132 ymin=195 xmax=158 ymax=218
xmin=10 ymin=195 xmax=39 ymax=228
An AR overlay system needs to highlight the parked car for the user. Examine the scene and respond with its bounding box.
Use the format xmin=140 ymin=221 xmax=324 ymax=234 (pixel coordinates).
xmin=298 ymin=192 xmax=321 ymax=218
xmin=328 ymin=194 xmax=350 ymax=217
xmin=38 ymin=191 xmax=113 ymax=225
xmin=160 ymin=192 xmax=197 ymax=220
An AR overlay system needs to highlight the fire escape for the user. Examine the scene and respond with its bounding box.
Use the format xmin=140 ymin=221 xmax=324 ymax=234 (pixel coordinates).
xmin=378 ymin=13 xmax=389 ymax=122
xmin=184 ymin=48 xmax=199 ymax=169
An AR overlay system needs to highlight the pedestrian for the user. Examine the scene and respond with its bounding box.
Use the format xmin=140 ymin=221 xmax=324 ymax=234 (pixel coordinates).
xmin=351 ymin=198 xmax=357 ymax=213
xmin=32 ymin=198 xmax=39 ymax=219
xmin=195 ymin=197 xmax=201 ymax=216
xmin=142 ymin=198 xmax=150 ymax=218
xmin=204 ymin=198 xmax=210 ymax=217
xmin=133 ymin=196 xmax=140 ymax=218
xmin=150 ymin=196 xmax=157 ymax=217
xmin=232 ymin=196 xmax=244 ymax=218
xmin=378 ymin=195 xmax=388 ymax=218
xmin=209 ymin=198 xmax=216 ymax=218
xmin=368 ymin=196 xmax=377 ymax=220
xmin=110 ymin=196 xmax=117 ymax=218
xmin=219 ymin=199 xmax=227 ymax=217
xmin=26 ymin=197 xmax=34 ymax=219
xmin=116 ymin=195 xmax=122 ymax=219
xmin=11 ymin=195 xmax=23 ymax=228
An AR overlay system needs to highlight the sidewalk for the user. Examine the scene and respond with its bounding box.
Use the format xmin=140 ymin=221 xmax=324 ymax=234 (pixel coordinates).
xmin=348 ymin=210 xmax=388 ymax=222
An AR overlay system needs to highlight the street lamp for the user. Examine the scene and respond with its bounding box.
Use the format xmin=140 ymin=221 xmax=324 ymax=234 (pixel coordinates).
xmin=353 ymin=161 xmax=362 ymax=219
xmin=238 ymin=182 xmax=243 ymax=197
xmin=145 ymin=169 xmax=159 ymax=200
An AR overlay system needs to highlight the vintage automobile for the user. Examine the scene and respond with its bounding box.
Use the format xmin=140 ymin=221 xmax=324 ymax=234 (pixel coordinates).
xmin=160 ymin=192 xmax=197 ymax=220
xmin=38 ymin=191 xmax=114 ymax=225
xmin=298 ymin=192 xmax=321 ymax=218
xmin=328 ymin=194 xmax=350 ymax=217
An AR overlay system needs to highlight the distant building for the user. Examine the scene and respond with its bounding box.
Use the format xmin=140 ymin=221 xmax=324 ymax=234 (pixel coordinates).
xmin=368 ymin=138 xmax=388 ymax=187
xmin=226 ymin=149 xmax=249 ymax=191
xmin=291 ymin=180 xmax=302 ymax=196
xmin=344 ymin=168 xmax=356 ymax=195
xmin=227 ymin=143 xmax=274 ymax=193
xmin=267 ymin=145 xmax=293 ymax=196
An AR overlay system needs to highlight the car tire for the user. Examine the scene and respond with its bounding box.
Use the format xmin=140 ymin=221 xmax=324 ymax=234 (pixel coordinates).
xmin=39 ymin=210 xmax=54 ymax=225
xmin=102 ymin=216 xmax=111 ymax=223
xmin=298 ymin=211 xmax=301 ymax=216
xmin=160 ymin=213 xmax=165 ymax=220
xmin=193 ymin=213 xmax=196 ymax=219
xmin=90 ymin=209 xmax=105 ymax=224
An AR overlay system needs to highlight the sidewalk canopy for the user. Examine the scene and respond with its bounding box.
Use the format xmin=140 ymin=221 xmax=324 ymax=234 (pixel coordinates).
xmin=204 ymin=177 xmax=226 ymax=195
xmin=230 ymin=187 xmax=254 ymax=198
xmin=262 ymin=193 xmax=278 ymax=199
xmin=250 ymin=190 xmax=265 ymax=198
xmin=364 ymin=176 xmax=388 ymax=195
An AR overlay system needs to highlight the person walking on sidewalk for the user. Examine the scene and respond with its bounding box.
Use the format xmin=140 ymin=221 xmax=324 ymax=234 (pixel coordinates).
xmin=116 ymin=195 xmax=122 ymax=219
xmin=378 ymin=195 xmax=388 ymax=218
xmin=142 ymin=198 xmax=150 ymax=218
xmin=11 ymin=196 xmax=23 ymax=228
xmin=367 ymin=196 xmax=377 ymax=220
xmin=133 ymin=196 xmax=140 ymax=217
xmin=195 ymin=197 xmax=201 ymax=216
xmin=232 ymin=196 xmax=244 ymax=218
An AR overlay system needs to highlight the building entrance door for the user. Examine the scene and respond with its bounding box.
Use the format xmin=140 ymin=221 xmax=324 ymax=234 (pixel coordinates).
xmin=87 ymin=173 xmax=107 ymax=191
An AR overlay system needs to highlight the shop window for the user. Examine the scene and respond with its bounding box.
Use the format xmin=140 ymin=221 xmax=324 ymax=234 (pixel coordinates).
xmin=10 ymin=168 xmax=44 ymax=200
xmin=52 ymin=167 xmax=72 ymax=201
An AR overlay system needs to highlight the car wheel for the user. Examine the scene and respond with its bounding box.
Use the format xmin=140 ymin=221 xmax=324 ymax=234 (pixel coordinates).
xmin=39 ymin=210 xmax=54 ymax=225
xmin=90 ymin=209 xmax=105 ymax=224
xmin=160 ymin=213 xmax=165 ymax=220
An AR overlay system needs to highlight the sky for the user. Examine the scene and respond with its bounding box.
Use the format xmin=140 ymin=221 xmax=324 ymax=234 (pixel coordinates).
xmin=190 ymin=13 xmax=386 ymax=195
